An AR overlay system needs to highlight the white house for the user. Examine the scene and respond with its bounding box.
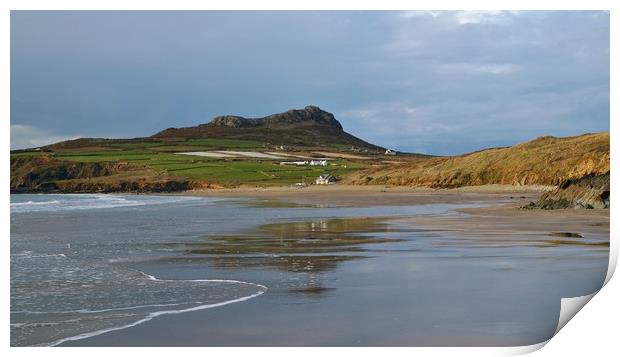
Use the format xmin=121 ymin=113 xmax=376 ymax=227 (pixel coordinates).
xmin=309 ymin=160 xmax=328 ymax=166
xmin=384 ymin=149 xmax=397 ymax=155
xmin=315 ymin=174 xmax=337 ymax=185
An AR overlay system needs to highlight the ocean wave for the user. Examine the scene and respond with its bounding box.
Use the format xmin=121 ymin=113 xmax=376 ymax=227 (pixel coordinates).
xmin=12 ymin=252 xmax=67 ymax=260
xmin=44 ymin=291 xmax=266 ymax=347
xmin=12 ymin=302 xmax=188 ymax=315
xmin=138 ymin=271 xmax=268 ymax=287
xmin=10 ymin=194 xmax=209 ymax=213
xmin=21 ymin=271 xmax=267 ymax=347
xmin=11 ymin=321 xmax=61 ymax=329
xmin=11 ymin=200 xmax=62 ymax=206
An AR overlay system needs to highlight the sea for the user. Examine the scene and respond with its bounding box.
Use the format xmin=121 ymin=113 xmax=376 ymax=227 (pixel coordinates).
xmin=10 ymin=193 xmax=609 ymax=347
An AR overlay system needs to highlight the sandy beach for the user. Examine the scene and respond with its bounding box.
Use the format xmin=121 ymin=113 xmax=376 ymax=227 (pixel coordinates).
xmin=183 ymin=183 xmax=609 ymax=251
xmin=183 ymin=183 xmax=610 ymax=255
xmin=180 ymin=184 xmax=553 ymax=207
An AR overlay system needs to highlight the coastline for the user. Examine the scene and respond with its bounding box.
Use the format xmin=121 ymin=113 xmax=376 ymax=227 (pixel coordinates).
xmin=172 ymin=184 xmax=554 ymax=207
xmin=11 ymin=186 xmax=609 ymax=346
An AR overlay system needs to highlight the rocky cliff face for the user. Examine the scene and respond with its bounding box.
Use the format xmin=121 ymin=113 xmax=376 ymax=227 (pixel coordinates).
xmin=525 ymin=172 xmax=610 ymax=209
xmin=10 ymin=156 xmax=197 ymax=193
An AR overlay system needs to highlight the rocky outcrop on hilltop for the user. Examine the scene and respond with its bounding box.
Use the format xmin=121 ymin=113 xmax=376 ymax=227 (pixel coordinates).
xmin=525 ymin=172 xmax=610 ymax=209
xmin=208 ymin=106 xmax=343 ymax=130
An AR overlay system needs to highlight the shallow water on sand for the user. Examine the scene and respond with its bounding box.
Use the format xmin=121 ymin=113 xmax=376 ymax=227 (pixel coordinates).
xmin=10 ymin=194 xmax=608 ymax=346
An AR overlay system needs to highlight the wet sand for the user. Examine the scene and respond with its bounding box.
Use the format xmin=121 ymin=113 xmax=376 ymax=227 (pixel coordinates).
xmin=181 ymin=184 xmax=552 ymax=207
xmin=60 ymin=186 xmax=609 ymax=347
xmin=402 ymin=205 xmax=609 ymax=246
xmin=184 ymin=185 xmax=609 ymax=242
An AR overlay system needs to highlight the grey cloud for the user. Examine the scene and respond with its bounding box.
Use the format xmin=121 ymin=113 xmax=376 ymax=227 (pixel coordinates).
xmin=11 ymin=11 xmax=609 ymax=154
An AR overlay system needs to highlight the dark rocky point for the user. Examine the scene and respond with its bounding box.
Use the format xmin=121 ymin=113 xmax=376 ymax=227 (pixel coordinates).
xmin=524 ymin=172 xmax=610 ymax=209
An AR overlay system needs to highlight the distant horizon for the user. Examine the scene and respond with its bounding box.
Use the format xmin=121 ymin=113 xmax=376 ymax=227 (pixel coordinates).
xmin=10 ymin=11 xmax=610 ymax=154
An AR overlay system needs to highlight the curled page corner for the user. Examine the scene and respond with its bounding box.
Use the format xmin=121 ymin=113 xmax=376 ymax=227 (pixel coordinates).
xmin=508 ymin=293 xmax=599 ymax=356
xmin=604 ymin=231 xmax=617 ymax=285
xmin=519 ymin=232 xmax=614 ymax=354
xmin=506 ymin=340 xmax=549 ymax=356
xmin=554 ymin=292 xmax=597 ymax=335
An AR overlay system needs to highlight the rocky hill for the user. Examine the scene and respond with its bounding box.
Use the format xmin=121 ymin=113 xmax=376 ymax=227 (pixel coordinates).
xmin=345 ymin=132 xmax=610 ymax=188
xmin=40 ymin=106 xmax=381 ymax=151
xmin=151 ymin=106 xmax=380 ymax=150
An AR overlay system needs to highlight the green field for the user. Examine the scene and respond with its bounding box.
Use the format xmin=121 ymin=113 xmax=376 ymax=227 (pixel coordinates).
xmin=103 ymin=138 xmax=266 ymax=151
xmin=11 ymin=146 xmax=368 ymax=186
xmin=162 ymin=159 xmax=365 ymax=185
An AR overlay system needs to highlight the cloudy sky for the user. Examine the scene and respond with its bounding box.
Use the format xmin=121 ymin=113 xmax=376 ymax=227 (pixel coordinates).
xmin=11 ymin=11 xmax=609 ymax=154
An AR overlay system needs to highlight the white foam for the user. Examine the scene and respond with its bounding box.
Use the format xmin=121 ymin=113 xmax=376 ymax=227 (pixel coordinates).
xmin=13 ymin=302 xmax=194 ymax=315
xmin=10 ymin=194 xmax=206 ymax=213
xmin=38 ymin=272 xmax=268 ymax=347
xmin=11 ymin=200 xmax=61 ymax=206
xmin=11 ymin=251 xmax=67 ymax=260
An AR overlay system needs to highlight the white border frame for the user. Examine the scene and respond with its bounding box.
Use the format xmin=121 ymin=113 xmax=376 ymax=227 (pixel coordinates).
xmin=3 ymin=1 xmax=616 ymax=356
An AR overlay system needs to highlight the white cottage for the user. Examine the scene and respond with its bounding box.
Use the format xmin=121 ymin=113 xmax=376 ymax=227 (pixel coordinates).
xmin=309 ymin=160 xmax=328 ymax=166
xmin=384 ymin=149 xmax=397 ymax=155
xmin=315 ymin=174 xmax=337 ymax=185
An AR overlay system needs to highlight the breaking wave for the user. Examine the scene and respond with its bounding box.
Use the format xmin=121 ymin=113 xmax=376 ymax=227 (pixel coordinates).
xmin=11 ymin=270 xmax=267 ymax=347
xmin=10 ymin=194 xmax=206 ymax=213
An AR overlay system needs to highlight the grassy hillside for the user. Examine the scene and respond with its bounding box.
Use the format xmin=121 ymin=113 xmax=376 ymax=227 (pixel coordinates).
xmin=11 ymin=137 xmax=371 ymax=191
xmin=10 ymin=106 xmax=409 ymax=192
xmin=41 ymin=137 xmax=267 ymax=151
xmin=345 ymin=132 xmax=610 ymax=188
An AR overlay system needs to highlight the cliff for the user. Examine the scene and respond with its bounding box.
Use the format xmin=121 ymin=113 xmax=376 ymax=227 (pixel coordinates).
xmin=10 ymin=156 xmax=200 ymax=193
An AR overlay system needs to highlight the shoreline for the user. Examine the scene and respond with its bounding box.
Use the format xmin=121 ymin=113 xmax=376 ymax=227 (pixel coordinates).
xmin=12 ymin=185 xmax=609 ymax=346
xmin=183 ymin=183 xmax=554 ymax=195
xmin=173 ymin=184 xmax=554 ymax=208
xmin=11 ymin=184 xmax=556 ymax=208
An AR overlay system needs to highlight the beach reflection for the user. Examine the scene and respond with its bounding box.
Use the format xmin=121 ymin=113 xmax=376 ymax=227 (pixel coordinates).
xmin=189 ymin=217 xmax=401 ymax=256
xmin=187 ymin=217 xmax=402 ymax=295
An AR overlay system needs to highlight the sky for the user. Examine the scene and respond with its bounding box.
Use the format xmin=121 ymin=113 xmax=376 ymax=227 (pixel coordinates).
xmin=10 ymin=11 xmax=610 ymax=155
